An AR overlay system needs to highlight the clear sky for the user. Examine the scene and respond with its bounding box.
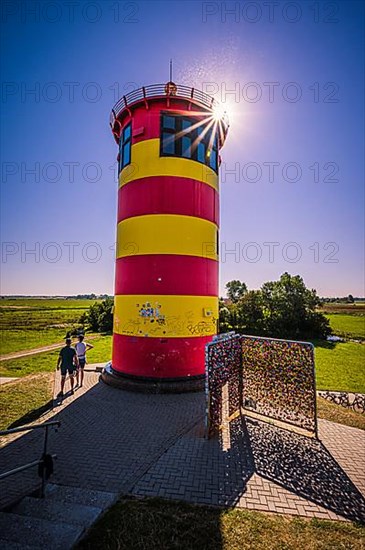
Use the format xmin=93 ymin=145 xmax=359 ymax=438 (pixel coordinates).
xmin=1 ymin=0 xmax=364 ymax=297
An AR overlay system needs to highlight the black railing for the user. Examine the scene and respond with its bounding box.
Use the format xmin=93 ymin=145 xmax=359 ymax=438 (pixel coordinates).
xmin=0 ymin=420 xmax=61 ymax=498
xmin=110 ymin=83 xmax=230 ymax=130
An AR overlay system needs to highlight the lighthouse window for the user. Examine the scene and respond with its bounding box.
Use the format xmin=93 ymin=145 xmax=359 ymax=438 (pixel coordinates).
xmin=181 ymin=136 xmax=191 ymax=158
xmin=160 ymin=113 xmax=219 ymax=173
xmin=119 ymin=122 xmax=132 ymax=172
xmin=162 ymin=132 xmax=176 ymax=155
xmin=197 ymin=142 xmax=205 ymax=163
xmin=163 ymin=115 xmax=176 ymax=130
xmin=123 ymin=124 xmax=131 ymax=141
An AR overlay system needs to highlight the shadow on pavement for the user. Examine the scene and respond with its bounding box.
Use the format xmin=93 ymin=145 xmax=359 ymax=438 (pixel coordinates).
xmin=133 ymin=412 xmax=365 ymax=522
xmin=0 ymin=377 xmax=205 ymax=510
xmin=245 ymin=416 xmax=365 ymax=523
xmin=8 ymin=400 xmax=54 ymax=430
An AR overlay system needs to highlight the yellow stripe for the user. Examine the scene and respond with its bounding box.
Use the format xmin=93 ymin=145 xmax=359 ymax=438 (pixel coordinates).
xmin=114 ymin=295 xmax=218 ymax=338
xmin=116 ymin=214 xmax=218 ymax=260
xmin=119 ymin=138 xmax=218 ymax=191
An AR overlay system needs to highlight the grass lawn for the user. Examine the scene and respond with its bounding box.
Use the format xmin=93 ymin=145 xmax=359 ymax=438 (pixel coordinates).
xmin=314 ymin=341 xmax=365 ymax=393
xmin=0 ymin=335 xmax=112 ymax=378
xmin=85 ymin=335 xmax=112 ymax=363
xmin=326 ymin=314 xmax=365 ymax=340
xmin=0 ymin=329 xmax=69 ymax=357
xmin=77 ymin=497 xmax=365 ymax=550
xmin=0 ymin=373 xmax=54 ymax=431
xmin=0 ymin=350 xmax=60 ymax=378
xmin=0 ymin=298 xmax=101 ymax=356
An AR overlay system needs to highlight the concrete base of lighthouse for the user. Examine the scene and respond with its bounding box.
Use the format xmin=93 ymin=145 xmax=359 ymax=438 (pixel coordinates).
xmin=101 ymin=362 xmax=205 ymax=394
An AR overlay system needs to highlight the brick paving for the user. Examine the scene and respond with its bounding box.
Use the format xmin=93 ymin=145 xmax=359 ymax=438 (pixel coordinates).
xmin=1 ymin=367 xmax=364 ymax=523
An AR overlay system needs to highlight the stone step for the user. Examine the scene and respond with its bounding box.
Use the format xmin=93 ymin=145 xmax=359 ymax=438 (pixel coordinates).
xmin=0 ymin=512 xmax=83 ymax=550
xmin=12 ymin=496 xmax=102 ymax=528
xmin=45 ymin=483 xmax=117 ymax=509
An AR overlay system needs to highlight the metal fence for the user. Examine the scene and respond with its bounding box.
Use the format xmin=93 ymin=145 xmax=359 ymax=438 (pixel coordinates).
xmin=241 ymin=336 xmax=317 ymax=435
xmin=205 ymin=334 xmax=317 ymax=438
xmin=205 ymin=333 xmax=242 ymax=438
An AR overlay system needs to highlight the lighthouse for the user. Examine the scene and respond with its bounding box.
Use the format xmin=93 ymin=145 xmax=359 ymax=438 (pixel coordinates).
xmin=103 ymin=81 xmax=229 ymax=391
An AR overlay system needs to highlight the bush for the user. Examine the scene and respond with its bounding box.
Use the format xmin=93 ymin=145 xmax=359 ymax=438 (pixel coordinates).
xmin=79 ymin=298 xmax=114 ymax=333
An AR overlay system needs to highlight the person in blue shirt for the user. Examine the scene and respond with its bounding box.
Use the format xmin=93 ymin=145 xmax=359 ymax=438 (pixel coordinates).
xmin=56 ymin=338 xmax=79 ymax=398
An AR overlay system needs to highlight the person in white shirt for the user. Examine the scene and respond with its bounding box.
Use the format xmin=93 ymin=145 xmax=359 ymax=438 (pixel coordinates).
xmin=75 ymin=334 xmax=94 ymax=388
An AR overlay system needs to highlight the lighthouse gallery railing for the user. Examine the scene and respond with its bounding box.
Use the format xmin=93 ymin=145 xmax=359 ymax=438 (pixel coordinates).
xmin=110 ymin=83 xmax=229 ymax=128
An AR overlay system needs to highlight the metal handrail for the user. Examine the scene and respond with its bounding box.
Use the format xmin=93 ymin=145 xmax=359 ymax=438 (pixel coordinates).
xmin=0 ymin=420 xmax=60 ymax=437
xmin=0 ymin=455 xmax=57 ymax=481
xmin=110 ymin=83 xmax=230 ymax=129
xmin=0 ymin=420 xmax=61 ymax=497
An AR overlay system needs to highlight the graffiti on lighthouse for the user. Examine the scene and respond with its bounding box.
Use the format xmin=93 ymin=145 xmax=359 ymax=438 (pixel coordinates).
xmin=114 ymin=297 xmax=218 ymax=338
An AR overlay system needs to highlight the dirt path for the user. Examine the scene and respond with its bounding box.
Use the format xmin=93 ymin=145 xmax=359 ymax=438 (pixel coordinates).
xmin=0 ymin=335 xmax=98 ymax=362
xmin=0 ymin=377 xmax=19 ymax=385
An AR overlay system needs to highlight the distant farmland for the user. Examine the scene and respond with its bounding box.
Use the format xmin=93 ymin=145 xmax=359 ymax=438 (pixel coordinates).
xmin=320 ymin=302 xmax=365 ymax=340
xmin=320 ymin=302 xmax=365 ymax=316
xmin=0 ymin=298 xmax=102 ymax=356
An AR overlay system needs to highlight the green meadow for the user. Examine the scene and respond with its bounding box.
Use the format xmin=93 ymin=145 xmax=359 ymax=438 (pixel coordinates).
xmin=0 ymin=298 xmax=101 ymax=356
xmin=314 ymin=341 xmax=365 ymax=393
xmin=325 ymin=314 xmax=365 ymax=340
xmin=0 ymin=335 xmax=112 ymax=378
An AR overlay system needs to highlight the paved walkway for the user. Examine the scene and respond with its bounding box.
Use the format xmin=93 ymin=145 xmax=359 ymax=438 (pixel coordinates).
xmin=1 ymin=368 xmax=364 ymax=523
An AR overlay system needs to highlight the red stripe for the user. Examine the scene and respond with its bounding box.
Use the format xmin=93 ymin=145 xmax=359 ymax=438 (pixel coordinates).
xmin=112 ymin=332 xmax=211 ymax=378
xmin=115 ymin=255 xmax=218 ymax=296
xmin=118 ymin=176 xmax=219 ymax=225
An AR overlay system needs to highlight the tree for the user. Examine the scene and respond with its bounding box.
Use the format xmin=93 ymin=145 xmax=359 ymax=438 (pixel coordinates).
xmin=225 ymin=280 xmax=247 ymax=303
xmin=260 ymin=273 xmax=331 ymax=339
xmin=220 ymin=274 xmax=331 ymax=340
xmin=218 ymin=299 xmax=231 ymax=333
xmin=80 ymin=298 xmax=114 ymax=333
xmin=348 ymin=294 xmax=354 ymax=303
xmin=235 ymin=290 xmax=265 ymax=335
xmin=98 ymin=299 xmax=114 ymax=333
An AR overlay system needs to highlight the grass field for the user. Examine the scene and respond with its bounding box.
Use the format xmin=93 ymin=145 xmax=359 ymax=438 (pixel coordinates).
xmin=0 ymin=298 xmax=101 ymax=356
xmin=314 ymin=341 xmax=365 ymax=393
xmin=0 ymin=335 xmax=112 ymax=378
xmin=0 ymin=373 xmax=54 ymax=431
xmin=77 ymin=497 xmax=365 ymax=550
xmin=325 ymin=314 xmax=365 ymax=340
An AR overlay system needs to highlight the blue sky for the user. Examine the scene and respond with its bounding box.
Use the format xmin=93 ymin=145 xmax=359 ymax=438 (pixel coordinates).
xmin=1 ymin=0 xmax=364 ymax=296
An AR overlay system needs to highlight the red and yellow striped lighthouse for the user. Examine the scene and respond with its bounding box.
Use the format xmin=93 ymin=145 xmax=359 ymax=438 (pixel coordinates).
xmin=104 ymin=82 xmax=229 ymax=391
